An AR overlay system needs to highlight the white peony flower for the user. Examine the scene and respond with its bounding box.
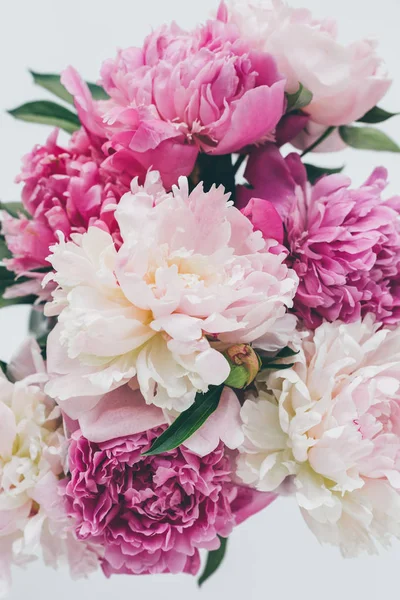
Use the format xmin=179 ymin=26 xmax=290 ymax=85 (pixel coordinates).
xmin=44 ymin=171 xmax=298 ymax=416
xmin=0 ymin=340 xmax=100 ymax=597
xmin=236 ymin=317 xmax=400 ymax=556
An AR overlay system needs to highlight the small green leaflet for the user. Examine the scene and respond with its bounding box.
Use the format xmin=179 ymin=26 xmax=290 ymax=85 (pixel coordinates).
xmin=198 ymin=537 xmax=228 ymax=587
xmin=0 ymin=237 xmax=11 ymax=261
xmin=8 ymin=101 xmax=80 ymax=134
xmin=358 ymin=105 xmax=399 ymax=124
xmin=339 ymin=126 xmax=400 ymax=153
xmin=0 ymin=201 xmax=29 ymax=219
xmin=30 ymin=71 xmax=109 ymax=103
xmin=143 ymin=385 xmax=224 ymax=456
xmin=305 ymin=164 xmax=345 ymax=185
xmin=274 ymin=346 xmax=299 ymax=359
xmin=286 ymin=84 xmax=313 ymax=113
xmin=258 ymin=346 xmax=299 ymax=370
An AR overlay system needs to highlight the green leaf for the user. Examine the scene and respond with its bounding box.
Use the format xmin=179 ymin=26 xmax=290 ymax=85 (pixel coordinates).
xmin=192 ymin=154 xmax=236 ymax=201
xmin=30 ymin=71 xmax=109 ymax=103
xmin=0 ymin=201 xmax=30 ymax=219
xmin=305 ymin=164 xmax=345 ymax=185
xmin=358 ymin=106 xmax=399 ymax=124
xmin=260 ymin=361 xmax=295 ymax=371
xmin=87 ymin=82 xmax=109 ymax=101
xmin=0 ymin=265 xmax=36 ymax=308
xmin=8 ymin=101 xmax=80 ymax=133
xmin=198 ymin=537 xmax=228 ymax=587
xmin=286 ymin=84 xmax=313 ymax=112
xmin=275 ymin=347 xmax=299 ymax=359
xmin=143 ymin=385 xmax=224 ymax=456
xmin=30 ymin=71 xmax=74 ymax=105
xmin=0 ymin=237 xmax=11 ymax=261
xmin=339 ymin=126 xmax=400 ymax=153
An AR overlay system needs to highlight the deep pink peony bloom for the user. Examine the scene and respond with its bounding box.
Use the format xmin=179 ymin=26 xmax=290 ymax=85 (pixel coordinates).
xmin=62 ymin=429 xmax=275 ymax=576
xmin=2 ymin=129 xmax=127 ymax=300
xmin=61 ymin=18 xmax=285 ymax=188
xmin=237 ymin=144 xmax=400 ymax=328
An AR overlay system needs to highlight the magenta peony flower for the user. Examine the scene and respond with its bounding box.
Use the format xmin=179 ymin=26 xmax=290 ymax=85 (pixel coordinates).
xmin=237 ymin=144 xmax=400 ymax=328
xmin=62 ymin=428 xmax=275 ymax=576
xmin=61 ymin=18 xmax=285 ymax=188
xmin=2 ymin=129 xmax=128 ymax=300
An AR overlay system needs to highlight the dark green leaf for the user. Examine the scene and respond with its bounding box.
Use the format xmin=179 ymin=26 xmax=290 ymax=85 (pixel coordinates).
xmin=305 ymin=164 xmax=344 ymax=185
xmin=8 ymin=101 xmax=80 ymax=133
xmin=339 ymin=126 xmax=400 ymax=153
xmin=0 ymin=265 xmax=36 ymax=308
xmin=87 ymin=82 xmax=109 ymax=101
xmin=143 ymin=385 xmax=224 ymax=456
xmin=260 ymin=362 xmax=295 ymax=371
xmin=30 ymin=71 xmax=109 ymax=103
xmin=0 ymin=237 xmax=11 ymax=261
xmin=358 ymin=106 xmax=399 ymax=124
xmin=0 ymin=201 xmax=30 ymax=219
xmin=192 ymin=154 xmax=236 ymax=202
xmin=198 ymin=537 xmax=228 ymax=587
xmin=286 ymin=84 xmax=313 ymax=112
xmin=30 ymin=71 xmax=74 ymax=105
xmin=275 ymin=347 xmax=299 ymax=359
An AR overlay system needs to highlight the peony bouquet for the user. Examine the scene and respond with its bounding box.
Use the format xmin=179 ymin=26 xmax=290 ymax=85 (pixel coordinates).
xmin=1 ymin=0 xmax=400 ymax=594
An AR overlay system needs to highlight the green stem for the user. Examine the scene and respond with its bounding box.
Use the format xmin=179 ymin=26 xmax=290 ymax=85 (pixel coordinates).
xmin=301 ymin=126 xmax=336 ymax=157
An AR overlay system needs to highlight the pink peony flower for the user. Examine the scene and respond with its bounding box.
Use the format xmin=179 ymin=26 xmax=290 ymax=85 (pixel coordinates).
xmin=220 ymin=0 xmax=391 ymax=150
xmin=44 ymin=170 xmax=298 ymax=413
xmin=61 ymin=18 xmax=285 ymax=188
xmin=1 ymin=129 xmax=128 ymax=301
xmin=61 ymin=428 xmax=275 ymax=576
xmin=237 ymin=317 xmax=400 ymax=556
xmin=237 ymin=144 xmax=400 ymax=328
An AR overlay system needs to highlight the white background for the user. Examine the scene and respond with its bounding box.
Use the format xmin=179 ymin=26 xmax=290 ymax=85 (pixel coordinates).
xmin=1 ymin=0 xmax=400 ymax=598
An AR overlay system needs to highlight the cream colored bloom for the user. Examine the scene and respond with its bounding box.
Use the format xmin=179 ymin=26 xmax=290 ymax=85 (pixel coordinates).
xmin=44 ymin=171 xmax=298 ymax=417
xmin=237 ymin=317 xmax=400 ymax=555
xmin=0 ymin=340 xmax=100 ymax=596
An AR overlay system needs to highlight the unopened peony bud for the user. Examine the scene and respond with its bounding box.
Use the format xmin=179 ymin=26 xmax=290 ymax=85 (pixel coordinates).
xmin=223 ymin=344 xmax=261 ymax=389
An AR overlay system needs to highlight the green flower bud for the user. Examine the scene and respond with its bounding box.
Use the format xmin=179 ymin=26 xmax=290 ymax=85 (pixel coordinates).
xmin=223 ymin=344 xmax=261 ymax=389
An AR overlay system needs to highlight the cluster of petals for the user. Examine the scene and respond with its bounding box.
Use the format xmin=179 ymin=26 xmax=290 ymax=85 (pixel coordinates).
xmin=2 ymin=129 xmax=127 ymax=301
xmin=62 ymin=428 xmax=275 ymax=576
xmin=0 ymin=340 xmax=100 ymax=596
xmin=44 ymin=170 xmax=298 ymax=416
xmin=237 ymin=145 xmax=400 ymax=328
xmin=236 ymin=316 xmax=400 ymax=556
xmin=61 ymin=16 xmax=286 ymax=187
xmin=219 ymin=0 xmax=391 ymax=150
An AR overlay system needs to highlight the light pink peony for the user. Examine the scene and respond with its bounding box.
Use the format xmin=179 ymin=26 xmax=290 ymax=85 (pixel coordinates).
xmin=237 ymin=144 xmax=400 ymax=328
xmin=2 ymin=129 xmax=127 ymax=301
xmin=61 ymin=18 xmax=285 ymax=187
xmin=44 ymin=170 xmax=298 ymax=414
xmin=220 ymin=0 xmax=391 ymax=150
xmin=237 ymin=317 xmax=400 ymax=556
xmin=61 ymin=428 xmax=275 ymax=576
